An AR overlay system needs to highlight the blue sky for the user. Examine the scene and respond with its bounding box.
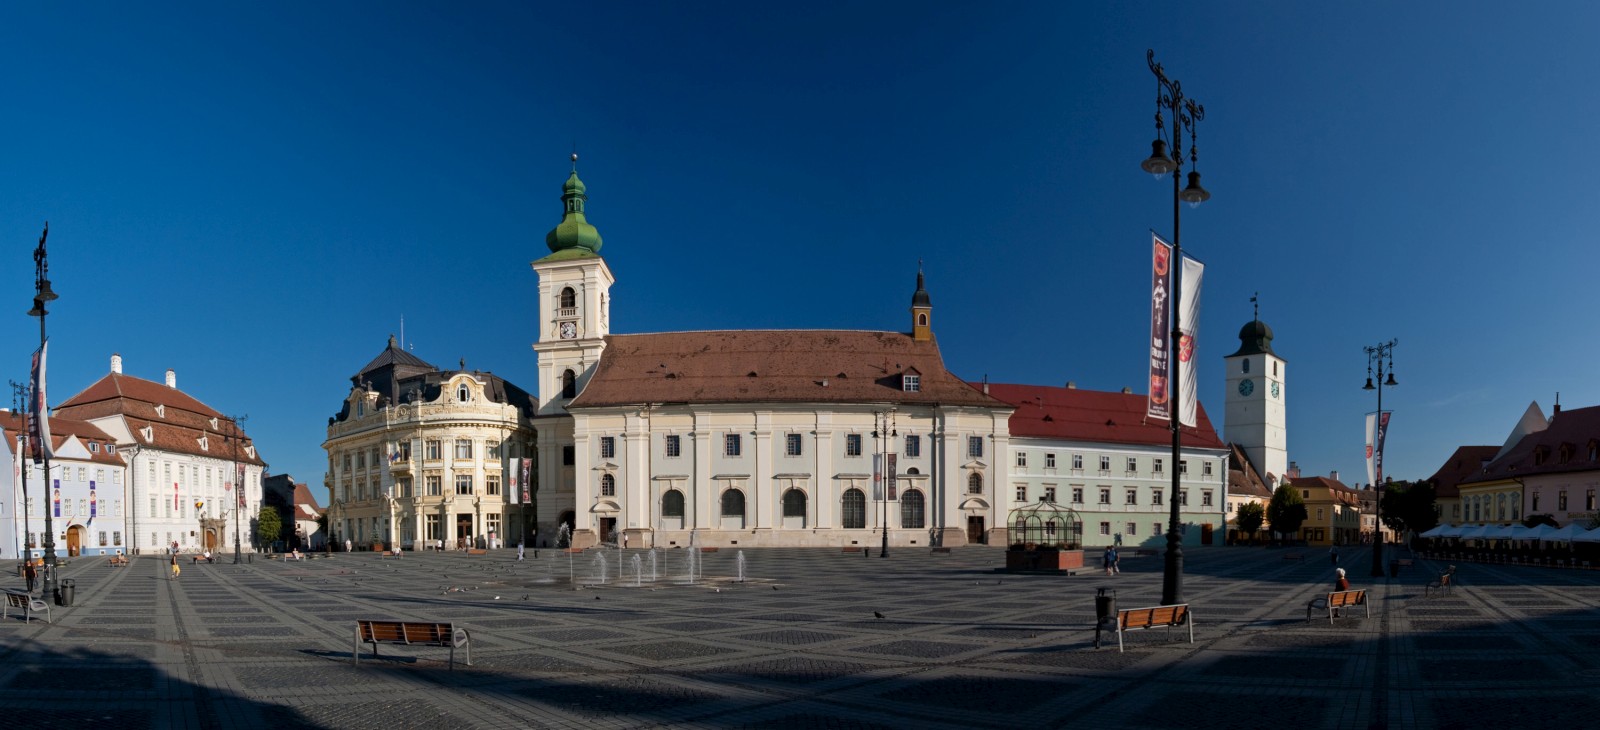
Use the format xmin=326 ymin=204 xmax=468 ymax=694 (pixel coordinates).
xmin=3 ymin=2 xmax=1596 ymax=504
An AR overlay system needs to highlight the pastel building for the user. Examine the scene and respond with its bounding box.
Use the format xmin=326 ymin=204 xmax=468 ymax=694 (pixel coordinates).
xmin=1 ymin=411 xmax=128 ymax=558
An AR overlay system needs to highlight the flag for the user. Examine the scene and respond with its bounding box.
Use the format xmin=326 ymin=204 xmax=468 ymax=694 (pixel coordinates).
xmin=29 ymin=341 xmax=50 ymax=458
xmin=1147 ymin=235 xmax=1173 ymax=421
xmin=90 ymin=481 xmax=97 ymax=520
xmin=1367 ymin=411 xmax=1392 ymax=486
xmin=1176 ymin=254 xmax=1204 ymax=428
xmin=237 ymin=463 xmax=247 ymax=507
xmin=53 ymin=481 xmax=61 ymax=517
xmin=886 ymin=453 xmax=898 ymax=501
xmin=520 ymin=458 xmax=532 ymax=503
xmin=508 ymin=458 xmax=520 ymax=504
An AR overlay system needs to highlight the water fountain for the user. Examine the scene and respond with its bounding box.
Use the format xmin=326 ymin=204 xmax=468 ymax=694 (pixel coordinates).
xmin=648 ymin=548 xmax=659 ymax=583
xmin=735 ymin=550 xmax=746 ymax=583
xmin=631 ymin=554 xmax=642 ymax=587
xmin=685 ymin=546 xmax=699 ymax=585
xmin=557 ymin=523 xmax=572 ymax=549
xmin=592 ymin=551 xmax=608 ymax=585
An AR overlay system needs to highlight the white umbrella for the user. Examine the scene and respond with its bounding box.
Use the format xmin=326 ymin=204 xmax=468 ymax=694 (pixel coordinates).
xmin=1419 ymin=524 xmax=1453 ymax=538
xmin=1545 ymin=523 xmax=1592 ymax=542
xmin=1481 ymin=524 xmax=1516 ymax=540
xmin=1457 ymin=525 xmax=1490 ymax=541
xmin=1511 ymin=524 xmax=1554 ymax=541
xmin=1570 ymin=527 xmax=1600 ymax=544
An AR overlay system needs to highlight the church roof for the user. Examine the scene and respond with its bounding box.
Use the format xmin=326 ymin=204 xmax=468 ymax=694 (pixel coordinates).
xmin=984 ymin=383 xmax=1225 ymax=450
xmin=540 ymin=157 xmax=604 ymax=261
xmin=567 ymin=330 xmax=1003 ymax=409
xmin=1228 ymin=318 xmax=1280 ymax=359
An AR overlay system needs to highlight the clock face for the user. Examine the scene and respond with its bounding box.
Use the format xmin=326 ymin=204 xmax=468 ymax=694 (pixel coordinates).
xmin=1271 ymin=381 xmax=1280 ymax=399
xmin=1238 ymin=378 xmax=1255 ymax=396
xmin=559 ymin=321 xmax=577 ymax=340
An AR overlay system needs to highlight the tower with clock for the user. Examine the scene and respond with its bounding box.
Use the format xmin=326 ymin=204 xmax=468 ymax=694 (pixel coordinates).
xmin=1224 ymin=313 xmax=1287 ymax=486
xmin=532 ymin=155 xmax=614 ymax=417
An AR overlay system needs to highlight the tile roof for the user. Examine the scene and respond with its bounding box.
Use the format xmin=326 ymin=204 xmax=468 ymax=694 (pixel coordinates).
xmin=1287 ymin=475 xmax=1362 ymax=507
xmin=984 ymin=383 xmax=1224 ymax=449
xmin=53 ymin=373 xmax=262 ymax=466
xmin=57 ymin=372 xmax=223 ymax=419
xmin=567 ymin=330 xmax=1004 ymax=409
xmin=292 ymin=482 xmax=323 ymax=515
xmin=1225 ymin=443 xmax=1273 ymax=499
xmin=332 ymin=337 xmax=536 ymax=422
xmin=1426 ymin=445 xmax=1500 ymax=498
xmin=1464 ymin=404 xmax=1600 ymax=484
xmin=0 ymin=411 xmax=125 ymax=465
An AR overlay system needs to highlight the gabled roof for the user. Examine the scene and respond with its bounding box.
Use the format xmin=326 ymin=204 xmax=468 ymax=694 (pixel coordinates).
xmin=57 ymin=372 xmax=223 ymax=419
xmin=1226 ymin=443 xmax=1273 ymax=499
xmin=986 ymin=383 xmax=1224 ymax=449
xmin=53 ymin=372 xmax=262 ymax=466
xmin=1426 ymin=445 xmax=1500 ymax=498
xmin=0 ymin=411 xmax=125 ymax=465
xmin=292 ymin=482 xmax=323 ymax=518
xmin=1464 ymin=404 xmax=1600 ymax=485
xmin=1287 ymin=475 xmax=1361 ymax=507
xmin=567 ymin=330 xmax=1005 ymax=409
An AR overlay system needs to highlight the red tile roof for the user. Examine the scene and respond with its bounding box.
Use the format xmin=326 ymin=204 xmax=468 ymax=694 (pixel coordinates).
xmin=0 ymin=411 xmax=126 ymax=465
xmin=1226 ymin=443 xmax=1273 ymax=499
xmin=57 ymin=372 xmax=223 ymax=419
xmin=53 ymin=373 xmax=263 ymax=466
xmin=568 ymin=330 xmax=1005 ymax=409
xmin=1426 ymin=445 xmax=1500 ymax=498
xmin=1464 ymin=404 xmax=1600 ymax=485
xmin=983 ymin=383 xmax=1224 ymax=449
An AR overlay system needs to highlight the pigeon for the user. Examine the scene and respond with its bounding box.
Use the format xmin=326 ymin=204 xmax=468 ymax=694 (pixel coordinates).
xmin=772 ymin=586 xmax=778 ymax=591
xmin=873 ymin=611 xmax=886 ymax=619
xmin=494 ymin=596 xmax=500 ymax=600
xmin=521 ymin=594 xmax=530 ymax=601
xmin=594 ymin=595 xmax=600 ymax=600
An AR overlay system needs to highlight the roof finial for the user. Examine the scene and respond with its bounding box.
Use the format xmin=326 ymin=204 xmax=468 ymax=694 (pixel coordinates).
xmin=571 ymin=150 xmax=578 ymax=171
xmin=1251 ymin=292 xmax=1259 ymax=321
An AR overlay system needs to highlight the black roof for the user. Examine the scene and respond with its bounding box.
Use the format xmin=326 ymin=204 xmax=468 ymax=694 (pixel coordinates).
xmin=333 ymin=337 xmax=537 ymax=423
xmin=1228 ymin=318 xmax=1280 ymax=359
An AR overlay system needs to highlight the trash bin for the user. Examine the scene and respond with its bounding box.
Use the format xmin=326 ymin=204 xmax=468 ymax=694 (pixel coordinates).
xmin=1388 ymin=560 xmax=1399 ymax=578
xmin=56 ymin=578 xmax=75 ymax=607
xmin=1095 ymin=587 xmax=1117 ymax=623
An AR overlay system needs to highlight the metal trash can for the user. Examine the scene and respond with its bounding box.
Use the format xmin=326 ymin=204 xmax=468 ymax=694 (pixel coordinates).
xmin=1095 ymin=587 xmax=1118 ymax=623
xmin=56 ymin=578 xmax=75 ymax=607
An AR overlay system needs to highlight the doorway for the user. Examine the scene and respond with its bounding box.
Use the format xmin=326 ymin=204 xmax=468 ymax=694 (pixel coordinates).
xmin=66 ymin=526 xmax=84 ymax=557
xmin=456 ymin=514 xmax=473 ymax=549
xmin=1200 ymin=523 xmax=1214 ymax=546
xmin=598 ymin=518 xmax=616 ymax=545
xmin=967 ymin=516 xmax=985 ymax=545
xmin=205 ymin=529 xmax=219 ymax=551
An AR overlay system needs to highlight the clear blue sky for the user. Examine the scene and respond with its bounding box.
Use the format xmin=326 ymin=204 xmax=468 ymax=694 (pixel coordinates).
xmin=4 ymin=2 xmax=1596 ymax=505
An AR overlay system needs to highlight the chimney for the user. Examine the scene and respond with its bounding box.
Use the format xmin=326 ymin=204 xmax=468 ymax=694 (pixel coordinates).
xmin=165 ymin=369 xmax=176 ymax=388
xmin=982 ymin=374 xmax=989 ymax=395
xmin=1330 ymin=470 xmax=1339 ymax=481
xmin=111 ymin=353 xmax=123 ymax=374
xmin=1121 ymin=387 xmax=1132 ymax=394
xmin=1066 ymin=381 xmax=1076 ymax=389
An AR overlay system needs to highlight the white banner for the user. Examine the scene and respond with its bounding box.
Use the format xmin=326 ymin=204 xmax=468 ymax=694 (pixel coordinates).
xmin=1177 ymin=255 xmax=1204 ymax=428
xmin=1365 ymin=412 xmax=1376 ymax=486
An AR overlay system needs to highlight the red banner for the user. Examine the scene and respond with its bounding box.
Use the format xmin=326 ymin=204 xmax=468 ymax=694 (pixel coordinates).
xmin=1147 ymin=235 xmax=1173 ymax=421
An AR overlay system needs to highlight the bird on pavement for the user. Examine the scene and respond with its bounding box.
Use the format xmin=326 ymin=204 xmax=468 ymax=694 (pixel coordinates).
xmin=873 ymin=611 xmax=885 ymax=619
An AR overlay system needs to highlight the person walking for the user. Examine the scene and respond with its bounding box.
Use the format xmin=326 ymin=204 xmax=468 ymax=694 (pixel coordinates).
xmin=23 ymin=560 xmax=36 ymax=593
xmin=517 ymin=539 xmax=525 ymax=561
xmin=169 ymin=552 xmax=181 ymax=581
xmin=1103 ymin=545 xmax=1118 ymax=576
xmin=345 ymin=538 xmax=352 ymax=554
xmin=1330 ymin=545 xmax=1340 ymax=566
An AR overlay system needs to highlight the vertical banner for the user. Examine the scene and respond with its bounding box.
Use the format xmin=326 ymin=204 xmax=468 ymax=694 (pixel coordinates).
xmin=1364 ymin=412 xmax=1376 ymax=486
xmin=1374 ymin=411 xmax=1391 ymax=485
xmin=174 ymin=481 xmax=180 ymax=511
xmin=508 ymin=457 xmax=520 ymax=504
xmin=236 ymin=463 xmax=247 ymax=507
xmin=873 ymin=454 xmax=884 ymax=501
xmin=53 ymin=482 xmax=60 ymax=517
xmin=1177 ymin=254 xmax=1204 ymax=428
xmin=520 ymin=458 xmax=532 ymax=503
xmin=1147 ymin=235 xmax=1173 ymax=421
xmin=886 ymin=453 xmax=898 ymax=501
xmin=29 ymin=341 xmax=50 ymax=458
xmin=90 ymin=481 xmax=97 ymax=519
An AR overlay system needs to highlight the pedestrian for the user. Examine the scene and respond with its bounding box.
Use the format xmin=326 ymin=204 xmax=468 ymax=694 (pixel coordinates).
xmin=1330 ymin=545 xmax=1339 ymax=566
xmin=169 ymin=552 xmax=180 ymax=581
xmin=345 ymin=539 xmax=352 ymax=554
xmin=517 ymin=539 xmax=525 ymax=561
xmin=23 ymin=560 xmax=36 ymax=593
xmin=621 ymin=532 xmax=628 ymax=550
xmin=1103 ymin=546 xmax=1117 ymax=576
xmin=1334 ymin=568 xmax=1350 ymax=616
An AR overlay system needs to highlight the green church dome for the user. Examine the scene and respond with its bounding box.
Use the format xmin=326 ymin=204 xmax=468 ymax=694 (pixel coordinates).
xmin=545 ymin=158 xmax=603 ymax=255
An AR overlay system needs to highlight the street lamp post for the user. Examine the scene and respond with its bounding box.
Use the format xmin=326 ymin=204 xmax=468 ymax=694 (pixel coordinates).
xmin=1140 ymin=50 xmax=1211 ymax=606
xmin=230 ymin=415 xmax=248 ymax=564
xmin=9 ymin=383 xmax=33 ymax=576
xmin=873 ymin=410 xmax=897 ymax=558
xmin=1363 ymin=339 xmax=1398 ymax=578
xmin=27 ymin=224 xmax=60 ymax=599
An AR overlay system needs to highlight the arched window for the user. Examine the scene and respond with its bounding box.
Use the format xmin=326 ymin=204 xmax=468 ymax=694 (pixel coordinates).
xmin=1242 ymin=359 xmax=1250 ymax=374
xmin=917 ymin=313 xmax=928 ymax=326
xmin=842 ymin=488 xmax=866 ymax=529
xmin=600 ymin=474 xmax=616 ymax=497
xmin=782 ymin=489 xmax=806 ymax=518
xmin=457 ymin=383 xmax=470 ymax=402
xmin=559 ymin=287 xmax=576 ymax=309
xmin=721 ymin=490 xmax=745 ymax=518
xmin=901 ymin=489 xmax=925 ymax=529
xmin=561 ymin=370 xmax=576 ymax=399
xmin=968 ymin=472 xmax=983 ymax=495
xmin=662 ymin=490 xmax=685 ymax=518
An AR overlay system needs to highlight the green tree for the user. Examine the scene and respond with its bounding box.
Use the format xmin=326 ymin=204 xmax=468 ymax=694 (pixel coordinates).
xmin=1235 ymin=502 xmax=1266 ymax=541
xmin=1267 ymin=485 xmax=1308 ymax=540
xmin=1522 ymin=513 xmax=1559 ymax=529
xmin=1379 ymin=480 xmax=1438 ymax=537
xmin=256 ymin=505 xmax=282 ymax=549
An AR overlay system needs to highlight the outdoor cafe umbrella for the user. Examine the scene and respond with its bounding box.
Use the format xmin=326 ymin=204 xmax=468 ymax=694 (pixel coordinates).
xmin=1419 ymin=524 xmax=1454 ymax=538
xmin=1481 ymin=524 xmax=1516 ymax=540
xmin=1456 ymin=525 xmax=1490 ymax=541
xmin=1570 ymin=527 xmax=1600 ymax=544
xmin=1510 ymin=523 xmax=1554 ymax=541
xmin=1544 ymin=523 xmax=1592 ymax=543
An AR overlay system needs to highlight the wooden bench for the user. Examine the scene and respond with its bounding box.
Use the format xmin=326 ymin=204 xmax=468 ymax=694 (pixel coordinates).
xmin=354 ymin=620 xmax=471 ymax=669
xmin=3 ymin=591 xmax=50 ymax=624
xmin=1282 ymin=553 xmax=1304 ymax=561
xmin=466 ymin=549 xmax=487 ymax=556
xmin=841 ymin=547 xmax=864 ymax=553
xmin=930 ymin=547 xmax=952 ymax=554
xmin=1307 ymin=589 xmax=1368 ymax=624
xmin=108 ymin=555 xmax=129 ymax=567
xmin=1397 ymin=558 xmax=1414 ymax=568
xmin=1426 ymin=572 xmax=1454 ymax=597
xmin=1113 ymin=604 xmax=1193 ymax=652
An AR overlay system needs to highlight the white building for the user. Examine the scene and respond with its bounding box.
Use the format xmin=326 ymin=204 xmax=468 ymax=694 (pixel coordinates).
xmin=54 ymin=356 xmax=265 ymax=555
xmin=988 ymin=384 xmax=1230 ymax=549
xmin=1224 ymin=316 xmax=1287 ymax=487
xmin=1 ymin=411 xmax=128 ymax=558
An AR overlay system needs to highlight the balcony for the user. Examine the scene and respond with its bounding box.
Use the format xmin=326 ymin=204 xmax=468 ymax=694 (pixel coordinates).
xmin=557 ymin=307 xmax=578 ymax=318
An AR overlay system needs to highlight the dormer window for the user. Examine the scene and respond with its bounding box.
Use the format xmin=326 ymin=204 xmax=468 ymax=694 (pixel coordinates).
xmin=198 ymin=436 xmax=209 ymax=452
xmin=1534 ymin=446 xmax=1550 ymax=466
xmin=903 ymin=374 xmax=920 ymax=392
xmin=457 ymin=383 xmax=471 ymax=402
xmin=245 ymin=446 xmax=255 ymax=459
xmin=209 ymin=417 xmax=219 ymax=429
xmin=1560 ymin=444 xmax=1574 ymax=464
xmin=154 ymin=404 xmax=165 ymax=418
xmin=89 ymin=442 xmax=99 ymax=453
xmin=140 ymin=426 xmax=153 ymax=442
xmin=107 ymin=444 xmax=116 ymax=454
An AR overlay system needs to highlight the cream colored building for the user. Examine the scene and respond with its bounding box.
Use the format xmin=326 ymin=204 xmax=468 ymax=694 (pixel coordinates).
xmin=323 ymin=337 xmax=536 ymax=550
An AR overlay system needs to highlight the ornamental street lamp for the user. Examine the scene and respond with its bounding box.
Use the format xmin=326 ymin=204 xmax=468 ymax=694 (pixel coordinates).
xmin=872 ymin=410 xmax=897 ymax=558
xmin=9 ymin=382 xmax=34 ymax=577
xmin=27 ymin=224 xmax=60 ymax=599
xmin=230 ymin=414 xmax=248 ymax=564
xmin=1363 ymin=339 xmax=1398 ymax=578
xmin=1141 ymin=50 xmax=1211 ymax=606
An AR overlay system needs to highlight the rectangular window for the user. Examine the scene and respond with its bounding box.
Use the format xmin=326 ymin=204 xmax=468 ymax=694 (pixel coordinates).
xmin=399 ymin=441 xmax=412 ymax=460
xmin=968 ymin=437 xmax=983 ymax=458
xmin=1589 ymin=490 xmax=1596 ymax=511
xmin=397 ymin=477 xmax=412 ymax=498
xmin=1099 ymin=456 xmax=1111 ymax=473
xmin=1126 ymin=457 xmax=1137 ymax=473
xmin=1071 ymin=454 xmax=1083 ymax=470
xmin=1044 ymin=486 xmax=1057 ymax=503
xmin=1015 ymin=485 xmax=1027 ymax=501
xmin=846 ymin=434 xmax=862 ymax=457
xmin=343 ymin=454 xmax=352 ymax=470
xmin=562 ymin=446 xmax=575 ymax=466
xmin=1316 ymin=508 xmax=1324 ymax=520
xmin=665 ymin=435 xmax=681 ymax=458
xmin=726 ymin=434 xmax=742 ymax=457
xmin=905 ymin=435 xmax=921 ymax=458
xmin=1152 ymin=489 xmax=1164 ymax=506
xmin=786 ymin=434 xmax=803 ymax=457
xmin=1099 ymin=522 xmax=1111 ymax=536
xmin=426 ymin=476 xmax=442 ymax=496
xmin=1153 ymin=459 xmax=1164 ymax=474
xmin=1126 ymin=489 xmax=1138 ymax=505
xmin=1046 ymin=453 xmax=1056 ymax=468
xmin=455 ymin=439 xmax=473 ymax=459
xmin=426 ymin=515 xmax=440 ymax=540
xmin=1016 ymin=452 xmax=1027 ymax=467
xmin=1179 ymin=460 xmax=1188 ymax=475
xmin=99 ymin=531 xmax=107 ymax=547
xmin=1203 ymin=461 xmax=1213 ymax=477
xmin=113 ymin=531 xmax=122 ymax=546
xmin=903 ymin=374 xmax=920 ymax=392
xmin=1180 ymin=490 xmax=1189 ymax=506
xmin=1099 ymin=488 xmax=1111 ymax=505
xmin=487 ymin=441 xmax=501 ymax=459
xmin=1127 ymin=522 xmax=1137 ymax=536
xmin=600 ymin=436 xmax=616 ymax=459
xmin=486 ymin=515 xmax=501 ymax=539
xmin=1154 ymin=522 xmax=1163 ymax=536
xmin=1559 ymin=491 xmax=1569 ymax=510
xmin=455 ymin=475 xmax=473 ymax=495
xmin=1202 ymin=491 xmax=1214 ymax=507
xmin=426 ymin=440 xmax=441 ymax=459
xmin=486 ymin=475 xmax=500 ymax=496
xmin=1072 ymin=487 xmax=1084 ymax=504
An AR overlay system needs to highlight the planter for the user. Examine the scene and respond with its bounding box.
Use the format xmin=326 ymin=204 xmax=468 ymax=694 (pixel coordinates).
xmin=1005 ymin=549 xmax=1085 ymax=572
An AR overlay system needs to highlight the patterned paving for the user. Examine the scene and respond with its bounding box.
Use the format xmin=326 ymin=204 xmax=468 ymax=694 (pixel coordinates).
xmin=0 ymin=547 xmax=1598 ymax=728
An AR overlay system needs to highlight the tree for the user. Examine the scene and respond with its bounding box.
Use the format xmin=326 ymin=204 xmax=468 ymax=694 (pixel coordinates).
xmin=256 ymin=505 xmax=282 ymax=549
xmin=1235 ymin=502 xmax=1266 ymax=541
xmin=1523 ymin=513 xmax=1559 ymax=529
xmin=1378 ymin=480 xmax=1438 ymax=537
xmin=1267 ymin=485 xmax=1308 ymax=541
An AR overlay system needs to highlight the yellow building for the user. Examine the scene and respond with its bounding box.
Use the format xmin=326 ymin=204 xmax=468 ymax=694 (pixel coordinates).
xmin=1287 ymin=475 xmax=1362 ymax=546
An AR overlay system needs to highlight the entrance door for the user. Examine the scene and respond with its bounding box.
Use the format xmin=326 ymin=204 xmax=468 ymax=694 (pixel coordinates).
xmin=967 ymin=516 xmax=985 ymax=545
xmin=1200 ymin=523 xmax=1214 ymax=546
xmin=205 ymin=530 xmax=218 ymax=551
xmin=599 ymin=518 xmax=616 ymax=544
xmin=66 ymin=526 xmax=83 ymax=556
xmin=456 ymin=514 xmax=473 ymax=548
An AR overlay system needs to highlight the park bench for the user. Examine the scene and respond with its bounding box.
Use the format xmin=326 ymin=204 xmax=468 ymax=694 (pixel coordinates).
xmin=1427 ymin=568 xmax=1457 ymax=597
xmin=354 ymin=620 xmax=471 ymax=670
xmin=3 ymin=590 xmax=50 ymax=624
xmin=930 ymin=547 xmax=952 ymax=554
xmin=466 ymin=549 xmax=487 ymax=556
xmin=108 ymin=555 xmax=129 ymax=567
xmin=380 ymin=550 xmax=397 ymax=558
xmin=1113 ymin=604 xmax=1193 ymax=653
xmin=1307 ymin=589 xmax=1368 ymax=624
xmin=841 ymin=546 xmax=863 ymax=553
xmin=1282 ymin=553 xmax=1303 ymax=561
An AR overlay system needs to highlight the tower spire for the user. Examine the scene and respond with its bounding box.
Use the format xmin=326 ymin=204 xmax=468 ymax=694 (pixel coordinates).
xmin=910 ymin=264 xmax=932 ymax=341
xmin=544 ymin=154 xmax=604 ymax=256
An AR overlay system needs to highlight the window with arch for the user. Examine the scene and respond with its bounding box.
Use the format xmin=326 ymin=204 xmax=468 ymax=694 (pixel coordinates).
xmin=559 ymin=287 xmax=576 ymax=309
xmin=457 ymin=383 xmax=471 ymax=402
xmin=662 ymin=489 xmax=685 ymax=518
xmin=1497 ymin=494 xmax=1506 ymax=521
xmin=901 ymin=489 xmax=925 ymax=529
xmin=561 ymin=370 xmax=576 ymax=399
xmin=782 ymin=488 xmax=806 ymax=518
xmin=721 ymin=489 xmax=745 ymax=518
xmin=917 ymin=313 xmax=928 ymax=326
xmin=1242 ymin=359 xmax=1250 ymax=374
xmin=968 ymin=472 xmax=983 ymax=495
xmin=842 ymin=488 xmax=866 ymax=529
xmin=600 ymin=474 xmax=616 ymax=497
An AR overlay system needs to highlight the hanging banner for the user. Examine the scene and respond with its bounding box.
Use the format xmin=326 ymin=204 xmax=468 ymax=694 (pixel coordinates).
xmin=29 ymin=341 xmax=51 ymax=458
xmin=236 ymin=463 xmax=247 ymax=507
xmin=886 ymin=453 xmax=898 ymax=501
xmin=53 ymin=482 xmax=61 ymax=517
xmin=90 ymin=481 xmax=97 ymax=519
xmin=1364 ymin=413 xmax=1376 ymax=486
xmin=873 ymin=454 xmax=884 ymax=500
xmin=174 ymin=481 xmax=180 ymax=511
xmin=508 ymin=457 xmax=519 ymax=504
xmin=1372 ymin=411 xmax=1392 ymax=485
xmin=1177 ymin=254 xmax=1204 ymax=428
xmin=1147 ymin=234 xmax=1173 ymax=421
xmin=520 ymin=458 xmax=532 ymax=503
